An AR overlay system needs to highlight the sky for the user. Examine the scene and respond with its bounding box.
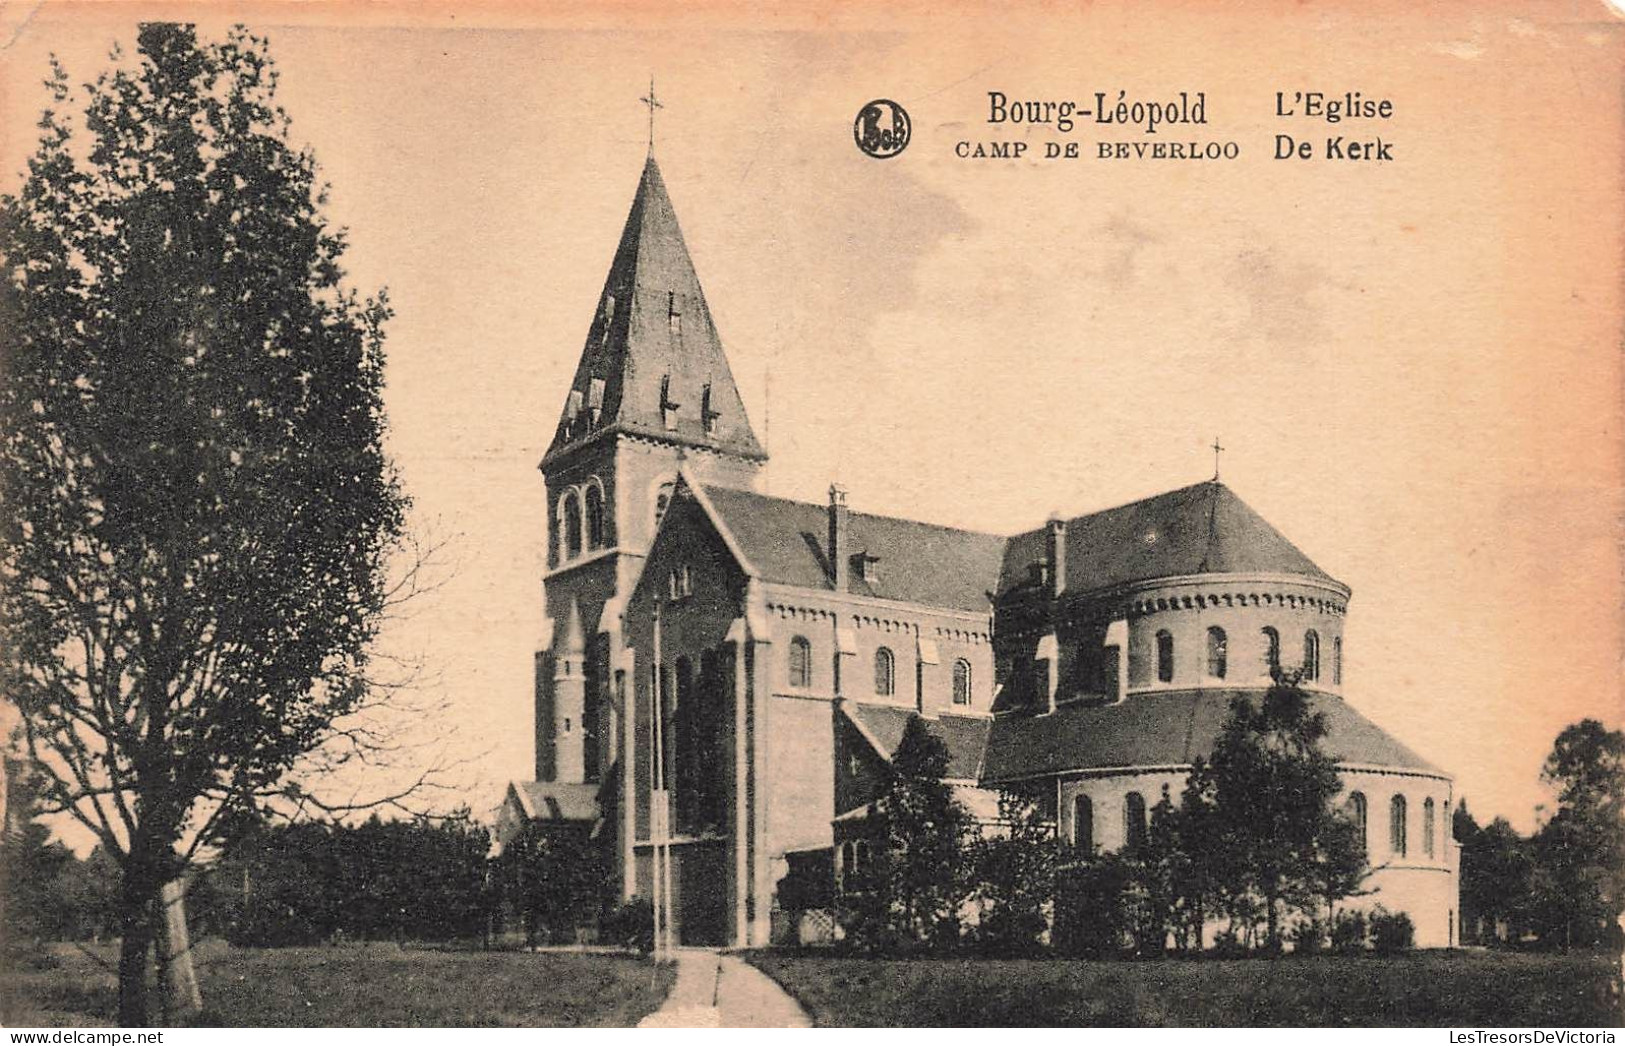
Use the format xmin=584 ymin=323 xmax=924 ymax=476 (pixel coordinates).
xmin=2 ymin=0 xmax=1620 ymax=835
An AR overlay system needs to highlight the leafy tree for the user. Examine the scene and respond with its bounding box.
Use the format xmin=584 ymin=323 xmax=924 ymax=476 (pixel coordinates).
xmin=1459 ymin=815 xmax=1533 ymax=944
xmin=1528 ymin=720 xmax=1625 ymax=948
xmin=967 ymin=790 xmax=1058 ymax=956
xmin=496 ymin=821 xmax=601 ymax=946
xmin=1132 ymin=787 xmax=1190 ymax=955
xmin=840 ymin=716 xmax=971 ymax=954
xmin=1183 ymin=678 xmax=1367 ymax=949
xmin=0 ymin=24 xmax=410 ymax=1023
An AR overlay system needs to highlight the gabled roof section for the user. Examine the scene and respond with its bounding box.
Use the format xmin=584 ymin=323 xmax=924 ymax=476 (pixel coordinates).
xmin=980 ymin=689 xmax=1443 ymax=783
xmin=509 ymin=780 xmax=600 ymax=823
xmin=841 ymin=702 xmax=990 ymax=781
xmin=999 ymin=480 xmax=1340 ymax=597
xmin=701 ymin=485 xmax=1005 ymax=614
xmin=546 ymin=155 xmax=765 ymax=464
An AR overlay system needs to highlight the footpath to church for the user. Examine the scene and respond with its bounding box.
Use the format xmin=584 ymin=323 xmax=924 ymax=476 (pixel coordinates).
xmin=635 ymin=948 xmax=812 ymax=1028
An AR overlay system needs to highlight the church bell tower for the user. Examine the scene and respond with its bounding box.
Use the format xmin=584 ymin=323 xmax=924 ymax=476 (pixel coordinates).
xmin=533 ymin=147 xmax=766 ymax=789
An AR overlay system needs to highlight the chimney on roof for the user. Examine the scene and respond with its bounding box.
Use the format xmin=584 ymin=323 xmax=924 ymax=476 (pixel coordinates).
xmin=828 ymin=484 xmax=850 ymax=592
xmin=1045 ymin=515 xmax=1067 ymax=599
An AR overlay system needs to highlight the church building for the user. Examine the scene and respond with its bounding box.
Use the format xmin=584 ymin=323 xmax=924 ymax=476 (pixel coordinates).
xmin=502 ymin=150 xmax=1460 ymax=950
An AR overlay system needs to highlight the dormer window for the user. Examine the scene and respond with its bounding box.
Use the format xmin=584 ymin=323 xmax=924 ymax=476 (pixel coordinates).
xmin=852 ymin=552 xmax=880 ymax=583
xmin=588 ymin=378 xmax=606 ymax=427
xmin=565 ymin=388 xmax=584 ymax=423
xmin=659 ymin=374 xmax=679 ymax=431
xmin=600 ymin=295 xmax=616 ymax=345
xmin=701 ymin=383 xmax=720 ymax=436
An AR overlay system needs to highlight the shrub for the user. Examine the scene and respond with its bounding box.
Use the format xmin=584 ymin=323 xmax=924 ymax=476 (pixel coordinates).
xmin=1330 ymin=908 xmax=1369 ymax=954
xmin=1288 ymin=916 xmax=1326 ymax=956
xmin=601 ymin=898 xmax=654 ymax=954
xmin=1054 ymin=857 xmax=1135 ymax=959
xmin=1370 ymin=907 xmax=1415 ymax=955
xmin=1210 ymin=925 xmax=1248 ymax=959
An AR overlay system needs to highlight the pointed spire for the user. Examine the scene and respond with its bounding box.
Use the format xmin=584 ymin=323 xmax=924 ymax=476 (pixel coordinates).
xmin=555 ymin=597 xmax=585 ymax=658
xmin=545 ymin=156 xmax=766 ymax=465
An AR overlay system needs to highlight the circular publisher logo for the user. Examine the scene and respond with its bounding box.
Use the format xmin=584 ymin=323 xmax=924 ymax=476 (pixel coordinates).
xmin=854 ymin=99 xmax=911 ymax=159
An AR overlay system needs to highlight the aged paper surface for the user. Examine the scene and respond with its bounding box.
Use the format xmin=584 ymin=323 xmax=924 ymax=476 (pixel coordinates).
xmin=1 ymin=0 xmax=1620 ymax=1026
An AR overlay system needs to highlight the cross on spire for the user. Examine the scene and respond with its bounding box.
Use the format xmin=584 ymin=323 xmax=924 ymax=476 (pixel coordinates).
xmin=640 ymin=77 xmax=663 ymax=150
xmin=1211 ymin=437 xmax=1225 ymax=481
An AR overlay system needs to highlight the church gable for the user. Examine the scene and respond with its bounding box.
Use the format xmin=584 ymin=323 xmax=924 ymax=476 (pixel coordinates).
xmin=627 ymin=475 xmax=753 ymax=617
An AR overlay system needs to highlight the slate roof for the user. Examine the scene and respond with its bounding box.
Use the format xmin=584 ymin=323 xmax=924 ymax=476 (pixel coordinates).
xmin=835 ymin=784 xmax=1005 ymax=824
xmin=841 ymin=702 xmax=991 ymax=781
xmin=546 ymin=155 xmax=765 ymax=463
xmin=980 ymin=688 xmax=1442 ymax=782
xmin=702 ymin=485 xmax=1006 ymax=614
xmin=511 ymin=780 xmax=601 ymax=822
xmin=1000 ymin=480 xmax=1338 ymax=597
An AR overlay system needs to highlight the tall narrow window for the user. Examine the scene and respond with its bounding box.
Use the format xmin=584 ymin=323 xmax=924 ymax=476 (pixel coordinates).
xmin=1124 ymin=792 xmax=1148 ymax=853
xmin=1155 ymin=630 xmax=1175 ymax=683
xmin=874 ymin=647 xmax=895 ymax=697
xmin=789 ymin=636 xmax=812 ymax=689
xmin=952 ymin=659 xmax=972 ymax=705
xmin=562 ymin=490 xmax=582 ymax=559
xmin=585 ymin=482 xmax=606 ymax=550
xmin=1390 ymin=794 xmax=1408 ymax=857
xmin=1262 ymin=626 xmax=1281 ymax=677
xmin=1348 ymin=791 xmax=1368 ymax=855
xmin=1303 ymin=630 xmax=1321 ymax=682
xmin=667 ymin=291 xmax=682 ymax=335
xmin=1423 ymin=798 xmax=1436 ymax=858
xmin=1073 ymin=795 xmax=1094 ymax=852
xmin=1333 ymin=636 xmax=1343 ymax=685
xmin=1206 ymin=626 xmax=1228 ymax=679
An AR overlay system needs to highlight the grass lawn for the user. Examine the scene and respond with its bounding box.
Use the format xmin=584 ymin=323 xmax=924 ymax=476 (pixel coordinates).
xmin=745 ymin=949 xmax=1622 ymax=1027
xmin=3 ymin=941 xmax=675 ymax=1027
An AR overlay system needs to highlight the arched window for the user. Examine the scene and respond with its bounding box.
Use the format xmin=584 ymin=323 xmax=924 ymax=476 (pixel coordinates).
xmin=585 ymin=481 xmax=606 ymax=549
xmin=1155 ymin=630 xmax=1174 ymax=683
xmin=789 ymin=636 xmax=812 ymax=689
xmin=1333 ymin=636 xmax=1343 ymax=685
xmin=1423 ymin=798 xmax=1436 ymax=858
xmin=1073 ymin=795 xmax=1093 ymax=852
xmin=562 ymin=489 xmax=583 ymax=559
xmin=1347 ymin=791 xmax=1368 ymax=855
xmin=1261 ymin=626 xmax=1281 ymax=676
xmin=1303 ymin=630 xmax=1321 ymax=682
xmin=1390 ymin=794 xmax=1408 ymax=857
xmin=1124 ymin=792 xmax=1148 ymax=853
xmin=952 ymin=660 xmax=972 ymax=705
xmin=874 ymin=647 xmax=895 ymax=697
xmin=1206 ymin=626 xmax=1228 ymax=679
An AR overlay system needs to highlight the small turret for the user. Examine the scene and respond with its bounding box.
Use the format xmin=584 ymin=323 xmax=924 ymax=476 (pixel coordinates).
xmin=551 ymin=599 xmax=588 ymax=783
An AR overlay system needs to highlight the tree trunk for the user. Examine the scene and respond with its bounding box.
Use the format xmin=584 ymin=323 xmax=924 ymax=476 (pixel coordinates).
xmin=155 ymin=877 xmax=203 ymax=1021
xmin=117 ymin=880 xmax=155 ymax=1027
